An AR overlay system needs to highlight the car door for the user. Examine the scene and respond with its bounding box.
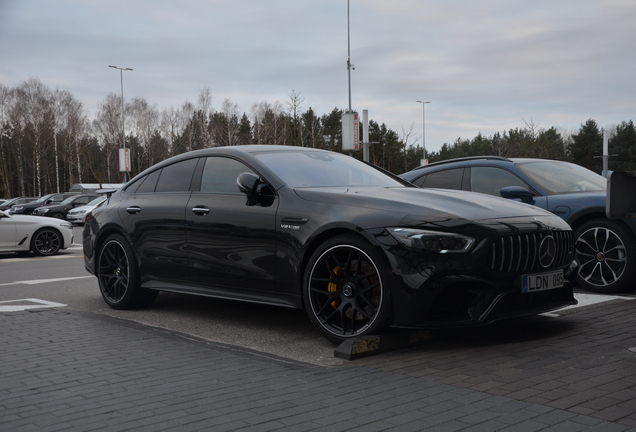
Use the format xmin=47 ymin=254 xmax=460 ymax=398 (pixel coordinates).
xmin=185 ymin=156 xmax=279 ymax=295
xmin=118 ymin=158 xmax=199 ymax=288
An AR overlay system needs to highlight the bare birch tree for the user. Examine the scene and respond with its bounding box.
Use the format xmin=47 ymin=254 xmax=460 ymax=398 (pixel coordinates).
xmin=0 ymin=84 xmax=12 ymax=196
xmin=93 ymin=93 xmax=123 ymax=183
xmin=21 ymin=78 xmax=53 ymax=196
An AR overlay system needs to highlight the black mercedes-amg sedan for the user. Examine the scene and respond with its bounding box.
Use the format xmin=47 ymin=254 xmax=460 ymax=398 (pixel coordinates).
xmin=83 ymin=145 xmax=578 ymax=343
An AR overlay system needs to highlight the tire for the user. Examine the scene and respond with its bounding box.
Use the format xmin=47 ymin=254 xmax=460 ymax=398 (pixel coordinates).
xmin=574 ymin=219 xmax=636 ymax=294
xmin=31 ymin=228 xmax=62 ymax=256
xmin=97 ymin=234 xmax=158 ymax=309
xmin=303 ymin=234 xmax=390 ymax=344
xmin=51 ymin=212 xmax=65 ymax=219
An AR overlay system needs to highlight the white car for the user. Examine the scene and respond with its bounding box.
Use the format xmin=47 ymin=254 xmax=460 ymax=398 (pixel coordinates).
xmin=66 ymin=196 xmax=107 ymax=225
xmin=0 ymin=210 xmax=74 ymax=256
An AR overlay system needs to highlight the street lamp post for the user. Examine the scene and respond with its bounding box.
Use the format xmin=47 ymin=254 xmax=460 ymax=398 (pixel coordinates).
xmin=416 ymin=100 xmax=430 ymax=165
xmin=109 ymin=65 xmax=133 ymax=181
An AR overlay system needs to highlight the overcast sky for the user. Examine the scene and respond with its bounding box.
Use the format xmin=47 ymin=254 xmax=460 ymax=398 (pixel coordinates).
xmin=1 ymin=0 xmax=635 ymax=154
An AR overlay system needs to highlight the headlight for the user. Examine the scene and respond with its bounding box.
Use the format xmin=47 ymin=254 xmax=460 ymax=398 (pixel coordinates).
xmin=12 ymin=206 xmax=23 ymax=211
xmin=388 ymin=228 xmax=475 ymax=253
xmin=39 ymin=208 xmax=50 ymax=214
xmin=60 ymin=222 xmax=73 ymax=230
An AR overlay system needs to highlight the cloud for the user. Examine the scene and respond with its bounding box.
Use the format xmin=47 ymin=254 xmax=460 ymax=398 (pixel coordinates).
xmin=1 ymin=0 xmax=635 ymax=152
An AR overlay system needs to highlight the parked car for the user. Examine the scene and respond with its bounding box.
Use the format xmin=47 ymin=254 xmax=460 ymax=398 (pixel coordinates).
xmin=0 ymin=197 xmax=39 ymax=212
xmin=66 ymin=196 xmax=107 ymax=225
xmin=399 ymin=156 xmax=636 ymax=294
xmin=9 ymin=192 xmax=79 ymax=215
xmin=32 ymin=194 xmax=99 ymax=219
xmin=0 ymin=210 xmax=74 ymax=256
xmin=84 ymin=145 xmax=577 ymax=343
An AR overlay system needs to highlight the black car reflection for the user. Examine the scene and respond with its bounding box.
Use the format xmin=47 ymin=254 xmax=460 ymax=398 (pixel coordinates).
xmin=83 ymin=145 xmax=577 ymax=343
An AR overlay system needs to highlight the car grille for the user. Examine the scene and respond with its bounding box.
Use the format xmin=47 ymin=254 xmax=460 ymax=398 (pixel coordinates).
xmin=489 ymin=231 xmax=573 ymax=273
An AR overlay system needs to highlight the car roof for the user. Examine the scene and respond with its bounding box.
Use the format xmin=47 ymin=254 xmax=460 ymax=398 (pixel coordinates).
xmin=405 ymin=156 xmax=565 ymax=174
xmin=126 ymin=145 xmax=356 ymax=191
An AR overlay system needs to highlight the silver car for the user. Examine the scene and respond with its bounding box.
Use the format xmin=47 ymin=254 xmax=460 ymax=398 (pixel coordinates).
xmin=66 ymin=196 xmax=107 ymax=225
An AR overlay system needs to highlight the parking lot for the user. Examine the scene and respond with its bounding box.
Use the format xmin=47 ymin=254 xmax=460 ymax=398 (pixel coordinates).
xmin=2 ymin=227 xmax=636 ymax=430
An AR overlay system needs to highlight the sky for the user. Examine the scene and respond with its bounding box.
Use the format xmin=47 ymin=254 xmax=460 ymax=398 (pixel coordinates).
xmin=1 ymin=0 xmax=635 ymax=154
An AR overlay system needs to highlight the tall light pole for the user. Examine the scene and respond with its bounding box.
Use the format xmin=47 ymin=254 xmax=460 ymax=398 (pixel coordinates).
xmin=416 ymin=100 xmax=430 ymax=165
xmin=347 ymin=0 xmax=354 ymax=113
xmin=109 ymin=65 xmax=133 ymax=181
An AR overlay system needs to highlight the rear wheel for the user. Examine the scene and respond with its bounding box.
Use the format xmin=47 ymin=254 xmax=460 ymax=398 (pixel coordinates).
xmin=303 ymin=235 xmax=390 ymax=344
xmin=574 ymin=219 xmax=636 ymax=293
xmin=31 ymin=228 xmax=62 ymax=256
xmin=97 ymin=234 xmax=158 ymax=309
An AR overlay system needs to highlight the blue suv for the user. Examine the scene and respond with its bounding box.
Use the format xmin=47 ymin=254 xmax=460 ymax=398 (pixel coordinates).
xmin=400 ymin=156 xmax=636 ymax=294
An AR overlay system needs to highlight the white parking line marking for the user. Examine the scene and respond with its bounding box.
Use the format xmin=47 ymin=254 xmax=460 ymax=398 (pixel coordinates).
xmin=0 ymin=276 xmax=94 ymax=286
xmin=0 ymin=298 xmax=67 ymax=312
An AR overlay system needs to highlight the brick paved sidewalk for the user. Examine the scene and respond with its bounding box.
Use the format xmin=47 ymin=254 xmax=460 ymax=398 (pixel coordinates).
xmin=353 ymin=296 xmax=636 ymax=429
xmin=1 ymin=303 xmax=635 ymax=431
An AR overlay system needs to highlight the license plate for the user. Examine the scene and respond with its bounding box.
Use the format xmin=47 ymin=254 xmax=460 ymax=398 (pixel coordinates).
xmin=522 ymin=269 xmax=564 ymax=293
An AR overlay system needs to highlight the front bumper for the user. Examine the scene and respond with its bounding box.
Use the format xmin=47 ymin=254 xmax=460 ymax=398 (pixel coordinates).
xmin=372 ymin=227 xmax=577 ymax=329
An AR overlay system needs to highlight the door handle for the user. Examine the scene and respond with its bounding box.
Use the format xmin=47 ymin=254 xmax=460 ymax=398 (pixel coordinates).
xmin=126 ymin=206 xmax=141 ymax=214
xmin=191 ymin=206 xmax=210 ymax=216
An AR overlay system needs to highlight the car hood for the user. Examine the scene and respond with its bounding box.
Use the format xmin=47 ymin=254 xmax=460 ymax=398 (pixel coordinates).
xmin=36 ymin=204 xmax=68 ymax=211
xmin=294 ymin=187 xmax=562 ymax=221
xmin=1 ymin=212 xmax=71 ymax=228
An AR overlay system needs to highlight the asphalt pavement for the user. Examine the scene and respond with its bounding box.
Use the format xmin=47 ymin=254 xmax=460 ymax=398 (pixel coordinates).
xmin=2 ymin=289 xmax=636 ymax=431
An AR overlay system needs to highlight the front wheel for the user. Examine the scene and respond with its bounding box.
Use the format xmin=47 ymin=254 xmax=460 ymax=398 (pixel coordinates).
xmin=31 ymin=228 xmax=62 ymax=256
xmin=303 ymin=235 xmax=390 ymax=344
xmin=574 ymin=219 xmax=636 ymax=294
xmin=97 ymin=234 xmax=158 ymax=309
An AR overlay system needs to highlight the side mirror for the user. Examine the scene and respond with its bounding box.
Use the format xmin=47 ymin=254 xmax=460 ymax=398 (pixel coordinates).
xmin=500 ymin=186 xmax=534 ymax=204
xmin=237 ymin=172 xmax=261 ymax=206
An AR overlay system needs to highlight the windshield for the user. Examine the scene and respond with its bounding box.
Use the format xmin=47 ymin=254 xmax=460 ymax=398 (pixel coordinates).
xmin=59 ymin=196 xmax=78 ymax=205
xmin=3 ymin=197 xmax=19 ymax=206
xmin=88 ymin=197 xmax=106 ymax=206
xmin=33 ymin=194 xmax=54 ymax=203
xmin=516 ymin=160 xmax=606 ymax=195
xmin=254 ymin=150 xmax=404 ymax=188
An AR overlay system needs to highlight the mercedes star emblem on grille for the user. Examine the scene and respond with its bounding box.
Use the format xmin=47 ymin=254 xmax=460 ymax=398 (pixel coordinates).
xmin=538 ymin=235 xmax=557 ymax=268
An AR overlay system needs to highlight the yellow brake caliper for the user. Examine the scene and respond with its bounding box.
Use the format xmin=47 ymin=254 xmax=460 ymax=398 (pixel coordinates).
xmin=328 ymin=266 xmax=341 ymax=309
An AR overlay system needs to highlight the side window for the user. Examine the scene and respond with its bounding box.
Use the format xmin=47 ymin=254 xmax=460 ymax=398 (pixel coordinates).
xmin=470 ymin=167 xmax=530 ymax=197
xmin=155 ymin=159 xmax=199 ymax=192
xmin=412 ymin=175 xmax=427 ymax=187
xmin=200 ymin=157 xmax=255 ymax=194
xmin=420 ymin=168 xmax=464 ymax=190
xmin=125 ymin=175 xmax=145 ymax=194
xmin=134 ymin=170 xmax=161 ymax=194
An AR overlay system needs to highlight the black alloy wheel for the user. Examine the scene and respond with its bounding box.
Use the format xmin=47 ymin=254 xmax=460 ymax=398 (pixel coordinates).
xmin=574 ymin=219 xmax=636 ymax=294
xmin=97 ymin=234 xmax=157 ymax=309
xmin=304 ymin=235 xmax=390 ymax=344
xmin=31 ymin=228 xmax=62 ymax=256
